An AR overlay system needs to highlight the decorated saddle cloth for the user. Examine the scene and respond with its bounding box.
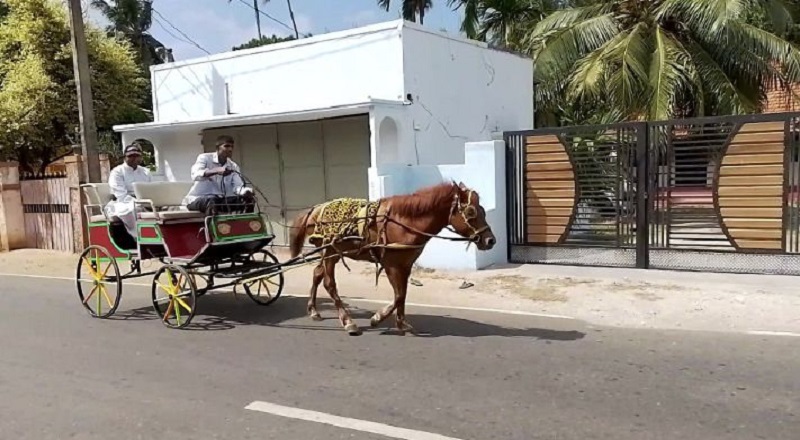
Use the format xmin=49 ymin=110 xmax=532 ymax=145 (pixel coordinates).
xmin=310 ymin=198 xmax=380 ymax=242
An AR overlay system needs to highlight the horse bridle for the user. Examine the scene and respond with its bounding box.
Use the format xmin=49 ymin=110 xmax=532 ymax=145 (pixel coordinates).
xmin=449 ymin=188 xmax=490 ymax=244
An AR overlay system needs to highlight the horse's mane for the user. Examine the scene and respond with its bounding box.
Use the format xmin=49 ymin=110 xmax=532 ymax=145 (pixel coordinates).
xmin=382 ymin=182 xmax=457 ymax=217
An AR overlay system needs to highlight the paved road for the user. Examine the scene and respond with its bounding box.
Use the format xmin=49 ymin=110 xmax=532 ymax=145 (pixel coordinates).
xmin=1 ymin=276 xmax=798 ymax=440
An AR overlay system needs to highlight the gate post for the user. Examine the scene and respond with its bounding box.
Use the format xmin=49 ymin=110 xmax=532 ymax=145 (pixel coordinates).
xmin=99 ymin=154 xmax=110 ymax=183
xmin=65 ymin=155 xmax=88 ymax=252
xmin=635 ymin=123 xmax=650 ymax=269
xmin=0 ymin=161 xmax=26 ymax=251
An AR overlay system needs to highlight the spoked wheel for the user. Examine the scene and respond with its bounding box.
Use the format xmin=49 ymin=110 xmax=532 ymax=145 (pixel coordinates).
xmin=76 ymin=245 xmax=122 ymax=318
xmin=242 ymin=250 xmax=284 ymax=306
xmin=151 ymin=265 xmax=197 ymax=329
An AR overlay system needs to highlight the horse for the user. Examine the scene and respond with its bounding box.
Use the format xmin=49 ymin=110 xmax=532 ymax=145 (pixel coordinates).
xmin=288 ymin=181 xmax=496 ymax=335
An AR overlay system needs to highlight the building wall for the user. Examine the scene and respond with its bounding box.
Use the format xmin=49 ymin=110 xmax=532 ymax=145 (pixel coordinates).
xmin=369 ymin=141 xmax=508 ymax=270
xmin=763 ymin=83 xmax=800 ymax=113
xmin=396 ymin=24 xmax=533 ymax=166
xmin=151 ymin=22 xmax=406 ymax=123
xmin=121 ymin=129 xmax=203 ymax=181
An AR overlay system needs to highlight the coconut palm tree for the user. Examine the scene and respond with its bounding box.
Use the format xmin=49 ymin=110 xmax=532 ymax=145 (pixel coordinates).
xmin=377 ymin=0 xmax=434 ymax=24
xmin=90 ymin=0 xmax=167 ymax=67
xmin=450 ymin=0 xmax=559 ymax=47
xmin=525 ymin=0 xmax=800 ymax=121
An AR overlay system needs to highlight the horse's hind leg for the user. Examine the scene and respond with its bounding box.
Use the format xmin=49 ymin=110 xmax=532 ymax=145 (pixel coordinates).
xmin=307 ymin=263 xmax=324 ymax=321
xmin=321 ymin=254 xmax=361 ymax=336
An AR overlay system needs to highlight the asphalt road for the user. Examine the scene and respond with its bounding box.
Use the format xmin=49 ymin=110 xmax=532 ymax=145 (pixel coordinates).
xmin=1 ymin=276 xmax=798 ymax=440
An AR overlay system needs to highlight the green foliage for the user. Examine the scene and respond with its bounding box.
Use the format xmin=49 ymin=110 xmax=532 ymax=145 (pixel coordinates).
xmin=0 ymin=0 xmax=147 ymax=172
xmin=232 ymin=34 xmax=300 ymax=51
xmin=524 ymin=0 xmax=800 ymax=124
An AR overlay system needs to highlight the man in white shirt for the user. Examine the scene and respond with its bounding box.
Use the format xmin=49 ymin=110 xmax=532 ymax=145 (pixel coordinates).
xmin=104 ymin=143 xmax=152 ymax=238
xmin=183 ymin=135 xmax=255 ymax=215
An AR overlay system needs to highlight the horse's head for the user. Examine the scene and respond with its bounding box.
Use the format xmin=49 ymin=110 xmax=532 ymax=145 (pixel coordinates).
xmin=449 ymin=182 xmax=496 ymax=251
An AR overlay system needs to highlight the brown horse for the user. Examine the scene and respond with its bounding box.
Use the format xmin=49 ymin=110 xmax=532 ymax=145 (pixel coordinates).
xmin=288 ymin=181 xmax=496 ymax=335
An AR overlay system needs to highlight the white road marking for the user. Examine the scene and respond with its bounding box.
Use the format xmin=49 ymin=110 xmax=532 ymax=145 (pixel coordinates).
xmin=0 ymin=272 xmax=575 ymax=320
xmin=746 ymin=331 xmax=800 ymax=337
xmin=245 ymin=401 xmax=464 ymax=440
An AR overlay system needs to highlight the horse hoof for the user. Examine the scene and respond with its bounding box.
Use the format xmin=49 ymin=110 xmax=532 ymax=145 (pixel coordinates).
xmin=370 ymin=314 xmax=381 ymax=327
xmin=310 ymin=312 xmax=323 ymax=321
xmin=345 ymin=323 xmax=362 ymax=336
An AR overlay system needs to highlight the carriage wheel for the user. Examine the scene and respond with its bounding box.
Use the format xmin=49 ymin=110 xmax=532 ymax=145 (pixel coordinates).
xmin=243 ymin=251 xmax=284 ymax=306
xmin=76 ymin=245 xmax=122 ymax=318
xmin=151 ymin=265 xmax=197 ymax=329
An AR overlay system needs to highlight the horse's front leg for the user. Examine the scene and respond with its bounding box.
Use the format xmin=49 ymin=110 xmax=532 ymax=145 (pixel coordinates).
xmin=307 ymin=263 xmax=324 ymax=321
xmin=379 ymin=264 xmax=415 ymax=335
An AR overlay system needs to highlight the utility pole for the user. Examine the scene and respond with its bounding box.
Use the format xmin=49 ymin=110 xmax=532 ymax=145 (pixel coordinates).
xmin=66 ymin=0 xmax=102 ymax=183
xmin=254 ymin=0 xmax=263 ymax=39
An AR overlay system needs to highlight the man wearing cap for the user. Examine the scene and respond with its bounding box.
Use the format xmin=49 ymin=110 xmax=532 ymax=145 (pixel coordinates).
xmin=183 ymin=135 xmax=255 ymax=215
xmin=104 ymin=143 xmax=152 ymax=239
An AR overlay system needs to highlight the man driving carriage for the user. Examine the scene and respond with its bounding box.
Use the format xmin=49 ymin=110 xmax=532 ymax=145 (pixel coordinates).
xmin=104 ymin=143 xmax=152 ymax=239
xmin=183 ymin=135 xmax=255 ymax=215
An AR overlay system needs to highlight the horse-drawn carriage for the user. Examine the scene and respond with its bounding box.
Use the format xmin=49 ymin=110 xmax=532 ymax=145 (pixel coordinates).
xmin=76 ymin=180 xmax=302 ymax=329
xmin=76 ymin=178 xmax=497 ymax=334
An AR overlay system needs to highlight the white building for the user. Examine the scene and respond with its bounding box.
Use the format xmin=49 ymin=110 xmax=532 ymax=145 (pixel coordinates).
xmin=114 ymin=19 xmax=533 ymax=269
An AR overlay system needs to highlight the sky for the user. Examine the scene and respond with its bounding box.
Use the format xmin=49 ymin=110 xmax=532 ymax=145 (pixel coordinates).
xmin=84 ymin=0 xmax=466 ymax=61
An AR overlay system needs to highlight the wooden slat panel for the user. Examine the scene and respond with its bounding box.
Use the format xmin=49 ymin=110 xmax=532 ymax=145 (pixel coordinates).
xmin=727 ymin=229 xmax=782 ymax=240
xmin=729 ymin=131 xmax=784 ymax=144
xmin=525 ymin=135 xmax=560 ymax=145
xmin=734 ymin=239 xmax=783 ymax=250
xmin=717 ymin=175 xmax=783 ymax=185
xmin=527 ymin=216 xmax=570 ymax=226
xmin=716 ymin=196 xmax=783 ymax=207
xmin=720 ymin=208 xmax=783 ymax=218
xmin=726 ymin=143 xmax=785 ymax=155
xmin=527 ymin=207 xmax=573 ymax=217
xmin=527 ymin=162 xmax=573 ymax=172
xmin=526 ymin=144 xmax=566 ymax=154
xmin=526 ymin=180 xmax=576 ymax=189
xmin=718 ymin=164 xmax=784 ymax=176
xmin=527 ymin=189 xmax=575 ymax=198
xmin=721 ymin=153 xmax=784 ymax=165
xmin=527 ymin=233 xmax=562 ymax=244
xmin=526 ymin=170 xmax=575 ymax=180
xmin=526 ymin=152 xmax=570 ymax=163
xmin=737 ymin=121 xmax=785 ymax=133
xmin=723 ymin=218 xmax=783 ymax=229
xmin=527 ymin=198 xmax=574 ymax=207
xmin=529 ymin=224 xmax=570 ymax=235
xmin=717 ymin=186 xmax=783 ymax=196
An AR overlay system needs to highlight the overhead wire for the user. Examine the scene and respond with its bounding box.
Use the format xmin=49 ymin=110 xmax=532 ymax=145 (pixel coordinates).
xmin=151 ymin=8 xmax=212 ymax=55
xmin=234 ymin=0 xmax=298 ymax=35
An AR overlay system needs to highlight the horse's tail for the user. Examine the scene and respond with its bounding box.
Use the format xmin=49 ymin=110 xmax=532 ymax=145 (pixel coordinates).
xmin=289 ymin=208 xmax=313 ymax=259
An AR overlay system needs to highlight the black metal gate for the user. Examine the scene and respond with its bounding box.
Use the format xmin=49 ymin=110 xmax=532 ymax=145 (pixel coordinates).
xmin=506 ymin=112 xmax=800 ymax=275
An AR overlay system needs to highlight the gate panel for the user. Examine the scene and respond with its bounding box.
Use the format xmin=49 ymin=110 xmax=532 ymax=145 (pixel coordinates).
xmin=508 ymin=112 xmax=800 ymax=275
xmin=507 ymin=123 xmax=641 ymax=268
xmin=20 ymin=173 xmax=73 ymax=253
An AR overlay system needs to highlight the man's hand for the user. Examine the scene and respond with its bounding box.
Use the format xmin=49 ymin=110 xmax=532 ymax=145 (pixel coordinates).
xmin=222 ymin=168 xmax=233 ymax=176
xmin=204 ymin=167 xmax=227 ymax=177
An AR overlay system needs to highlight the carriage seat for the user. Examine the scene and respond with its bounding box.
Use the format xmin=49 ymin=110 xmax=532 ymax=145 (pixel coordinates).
xmin=80 ymin=183 xmax=117 ymax=223
xmin=133 ymin=181 xmax=205 ymax=221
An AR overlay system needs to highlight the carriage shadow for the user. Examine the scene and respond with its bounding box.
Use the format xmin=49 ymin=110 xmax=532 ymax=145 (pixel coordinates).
xmin=118 ymin=294 xmax=586 ymax=340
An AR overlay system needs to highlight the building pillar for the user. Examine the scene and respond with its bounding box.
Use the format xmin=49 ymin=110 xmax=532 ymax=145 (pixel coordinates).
xmin=0 ymin=161 xmax=26 ymax=251
xmin=65 ymin=155 xmax=88 ymax=252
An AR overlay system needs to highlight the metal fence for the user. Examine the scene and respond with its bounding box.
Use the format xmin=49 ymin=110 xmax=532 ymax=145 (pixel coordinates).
xmin=506 ymin=112 xmax=800 ymax=275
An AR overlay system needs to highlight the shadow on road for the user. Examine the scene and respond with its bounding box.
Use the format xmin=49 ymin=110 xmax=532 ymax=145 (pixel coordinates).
xmin=114 ymin=295 xmax=585 ymax=341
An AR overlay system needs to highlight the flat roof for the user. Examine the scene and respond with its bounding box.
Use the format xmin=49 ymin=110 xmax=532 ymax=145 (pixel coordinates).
xmin=113 ymin=99 xmax=407 ymax=133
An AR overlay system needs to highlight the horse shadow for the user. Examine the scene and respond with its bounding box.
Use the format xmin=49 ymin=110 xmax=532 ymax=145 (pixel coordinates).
xmin=114 ymin=294 xmax=586 ymax=341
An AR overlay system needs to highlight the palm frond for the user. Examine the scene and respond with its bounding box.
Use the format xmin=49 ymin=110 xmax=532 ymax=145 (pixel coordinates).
xmin=567 ymin=32 xmax=628 ymax=101
xmin=648 ymin=27 xmax=693 ymax=120
xmin=683 ymin=37 xmax=759 ymax=114
xmin=530 ymin=13 xmax=619 ymax=81
xmin=531 ymin=3 xmax=610 ymax=35
xmin=604 ymin=23 xmax=652 ymax=115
